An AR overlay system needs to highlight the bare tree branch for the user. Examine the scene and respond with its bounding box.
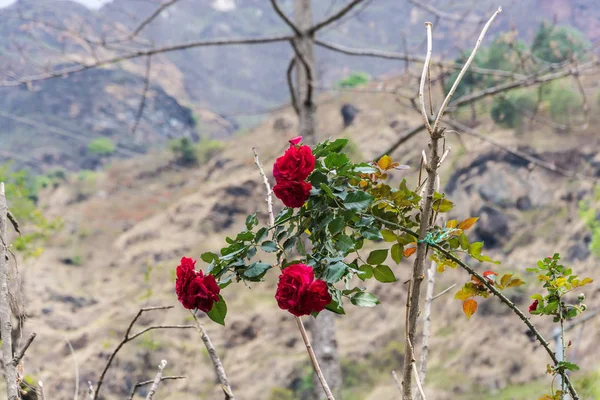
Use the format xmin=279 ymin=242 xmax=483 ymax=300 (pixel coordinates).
xmin=286 ymin=58 xmax=300 ymax=115
xmin=12 ymin=332 xmax=36 ymax=367
xmin=314 ymin=39 xmax=525 ymax=79
xmin=107 ymin=0 xmax=182 ymax=44
xmin=190 ymin=311 xmax=235 ymax=399
xmin=131 ymin=55 xmax=153 ymax=143
xmin=270 ymin=0 xmax=302 ymax=36
xmin=0 ymin=34 xmax=294 ymax=87
xmin=310 ymin=0 xmax=366 ymax=34
xmin=93 ymin=306 xmax=194 ymax=400
xmin=408 ymin=0 xmax=486 ymax=23
xmin=145 ymin=360 xmax=168 ymax=400
xmin=290 ymin=39 xmax=315 ymax=106
xmin=445 ymin=119 xmax=596 ymax=182
xmin=128 ymin=376 xmax=185 ymax=400
xmin=419 ymin=22 xmax=434 ymax=133
xmin=432 ymin=7 xmax=502 ymax=133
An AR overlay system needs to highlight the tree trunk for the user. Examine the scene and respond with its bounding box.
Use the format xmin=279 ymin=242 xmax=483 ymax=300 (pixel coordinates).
xmin=294 ymin=1 xmax=342 ymax=398
xmin=0 ymin=183 xmax=18 ymax=400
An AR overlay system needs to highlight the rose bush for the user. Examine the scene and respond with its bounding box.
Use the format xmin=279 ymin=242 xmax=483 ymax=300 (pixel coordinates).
xmin=275 ymin=263 xmax=332 ymax=316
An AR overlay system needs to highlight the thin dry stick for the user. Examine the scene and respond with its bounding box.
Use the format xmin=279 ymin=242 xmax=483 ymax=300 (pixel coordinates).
xmin=190 ymin=311 xmax=235 ymax=399
xmin=418 ymin=22 xmax=433 ymax=133
xmin=253 ymin=149 xmax=335 ymax=400
xmin=93 ymin=306 xmax=194 ymax=400
xmin=128 ymin=376 xmax=186 ymax=400
xmin=0 ymin=182 xmax=18 ymax=400
xmin=445 ymin=119 xmax=596 ymax=182
xmin=391 ymin=370 xmax=402 ymax=393
xmin=431 ymin=284 xmax=456 ymax=301
xmin=131 ymin=55 xmax=152 ymax=142
xmin=431 ymin=6 xmax=502 ymax=134
xmin=145 ymin=360 xmax=168 ymax=400
xmin=38 ymin=381 xmax=46 ymax=400
xmin=12 ymin=332 xmax=36 ymax=367
xmin=407 ymin=338 xmax=427 ymax=400
xmin=63 ymin=337 xmax=80 ymax=400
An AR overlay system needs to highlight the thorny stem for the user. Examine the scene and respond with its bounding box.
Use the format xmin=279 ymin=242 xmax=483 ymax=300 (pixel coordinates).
xmin=145 ymin=360 xmax=168 ymax=400
xmin=371 ymin=217 xmax=580 ymax=400
xmin=253 ymin=149 xmax=335 ymax=400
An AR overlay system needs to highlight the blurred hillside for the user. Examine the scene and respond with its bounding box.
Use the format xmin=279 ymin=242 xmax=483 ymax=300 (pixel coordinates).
xmin=1 ymin=69 xmax=599 ymax=398
xmin=1 ymin=0 xmax=600 ymax=171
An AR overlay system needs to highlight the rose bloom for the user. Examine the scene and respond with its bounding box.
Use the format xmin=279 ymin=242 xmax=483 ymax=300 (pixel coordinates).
xmin=275 ymin=263 xmax=332 ymax=317
xmin=273 ymin=144 xmax=315 ymax=182
xmin=273 ymin=180 xmax=312 ymax=208
xmin=528 ymin=299 xmax=539 ymax=313
xmin=175 ymin=257 xmax=220 ymax=312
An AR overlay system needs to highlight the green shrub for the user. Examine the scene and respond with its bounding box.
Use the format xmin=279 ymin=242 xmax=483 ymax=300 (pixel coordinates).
xmin=268 ymin=387 xmax=295 ymax=400
xmin=87 ymin=137 xmax=116 ymax=156
xmin=197 ymin=138 xmax=225 ymax=164
xmin=545 ymin=82 xmax=582 ymax=126
xmin=170 ymin=137 xmax=198 ymax=166
xmin=532 ymin=22 xmax=589 ymax=63
xmin=490 ymin=89 xmax=537 ymax=130
xmin=337 ymin=72 xmax=370 ymax=88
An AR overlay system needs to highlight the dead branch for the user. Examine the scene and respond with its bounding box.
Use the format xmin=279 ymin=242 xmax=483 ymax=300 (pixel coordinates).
xmin=0 ymin=34 xmax=294 ymax=88
xmin=131 ymin=55 xmax=153 ymax=142
xmin=92 ymin=306 xmax=194 ymax=400
xmin=445 ymin=119 xmax=596 ymax=182
xmin=190 ymin=311 xmax=235 ymax=399
xmin=419 ymin=22 xmax=434 ymax=133
xmin=145 ymin=360 xmax=168 ymax=400
xmin=127 ymin=376 xmax=185 ymax=400
xmin=12 ymin=332 xmax=36 ymax=367
xmin=286 ymin=58 xmax=300 ymax=115
xmin=270 ymin=0 xmax=302 ymax=36
xmin=408 ymin=0 xmax=486 ymax=23
xmin=310 ymin=0 xmax=366 ymax=34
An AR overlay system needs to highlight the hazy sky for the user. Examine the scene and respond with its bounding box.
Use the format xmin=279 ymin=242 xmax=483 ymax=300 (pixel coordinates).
xmin=0 ymin=0 xmax=112 ymax=8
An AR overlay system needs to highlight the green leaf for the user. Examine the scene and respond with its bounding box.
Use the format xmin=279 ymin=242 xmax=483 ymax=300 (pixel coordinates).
xmin=350 ymin=292 xmax=380 ymax=307
xmin=433 ymin=198 xmax=455 ymax=213
xmin=260 ymin=241 xmax=278 ymax=253
xmin=206 ymin=295 xmax=227 ymax=326
xmin=357 ymin=265 xmax=373 ymax=281
xmin=255 ymin=227 xmax=268 ymax=243
xmin=324 ymin=262 xmax=347 ymax=283
xmin=201 ymin=252 xmax=219 ymax=264
xmin=329 ymin=217 xmax=345 ymax=235
xmin=325 ymin=289 xmax=346 ymax=314
xmin=344 ymin=191 xmax=374 ymax=211
xmin=243 ymin=262 xmax=272 ymax=279
xmin=458 ymin=233 xmax=469 ymax=250
xmin=544 ymin=301 xmax=559 ymax=314
xmin=468 ymin=242 xmax=484 ymax=257
xmin=373 ymin=265 xmax=397 ymax=283
xmin=236 ymin=231 xmax=254 ymax=242
xmin=324 ymin=153 xmax=350 ymax=169
xmin=530 ymin=293 xmax=544 ymax=301
xmin=283 ymin=237 xmax=297 ymax=252
xmin=558 ymin=361 xmax=580 ymax=372
xmin=353 ymin=166 xmax=378 ymax=174
xmin=381 ymin=230 xmax=397 ymax=242
xmin=320 ymin=183 xmax=335 ymax=198
xmin=367 ymin=249 xmax=388 ymax=265
xmin=361 ymin=226 xmax=383 ymax=240
xmin=391 ymin=243 xmax=403 ymax=264
xmin=335 ymin=234 xmax=354 ymax=253
xmin=245 ymin=213 xmax=258 ymax=230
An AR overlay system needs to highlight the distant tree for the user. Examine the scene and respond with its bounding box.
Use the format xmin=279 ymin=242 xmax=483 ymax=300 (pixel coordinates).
xmin=87 ymin=137 xmax=116 ymax=156
xmin=532 ymin=22 xmax=590 ymax=63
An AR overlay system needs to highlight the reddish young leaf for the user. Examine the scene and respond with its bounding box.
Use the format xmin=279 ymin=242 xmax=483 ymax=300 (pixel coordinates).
xmin=463 ymin=299 xmax=478 ymax=319
xmin=403 ymin=247 xmax=416 ymax=257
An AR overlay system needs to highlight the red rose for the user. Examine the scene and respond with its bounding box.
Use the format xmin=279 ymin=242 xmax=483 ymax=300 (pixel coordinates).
xmin=528 ymin=300 xmax=539 ymax=313
xmin=175 ymin=257 xmax=221 ymax=312
xmin=273 ymin=180 xmax=312 ymax=208
xmin=273 ymin=144 xmax=315 ymax=182
xmin=275 ymin=264 xmax=332 ymax=316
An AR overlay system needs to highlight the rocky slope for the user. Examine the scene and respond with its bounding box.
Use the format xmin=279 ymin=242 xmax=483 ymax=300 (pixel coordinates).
xmin=2 ymin=76 xmax=600 ymax=399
